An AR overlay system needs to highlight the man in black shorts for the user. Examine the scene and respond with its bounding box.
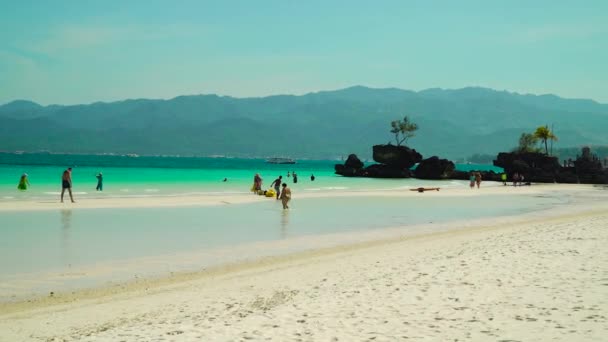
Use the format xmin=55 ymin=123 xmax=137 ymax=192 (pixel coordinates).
xmin=271 ymin=175 xmax=283 ymax=200
xmin=61 ymin=167 xmax=75 ymax=203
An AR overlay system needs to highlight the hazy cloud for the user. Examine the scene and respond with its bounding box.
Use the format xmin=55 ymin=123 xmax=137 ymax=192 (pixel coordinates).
xmin=511 ymin=24 xmax=607 ymax=44
xmin=21 ymin=23 xmax=207 ymax=57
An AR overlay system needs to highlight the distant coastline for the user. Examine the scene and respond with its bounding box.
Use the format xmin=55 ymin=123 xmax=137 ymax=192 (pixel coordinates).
xmin=0 ymin=152 xmax=500 ymax=172
xmin=2 ymin=86 xmax=608 ymax=161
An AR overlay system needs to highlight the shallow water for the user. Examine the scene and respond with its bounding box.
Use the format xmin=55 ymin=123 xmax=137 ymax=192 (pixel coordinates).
xmin=0 ymin=157 xmax=502 ymax=201
xmin=0 ymin=192 xmax=563 ymax=300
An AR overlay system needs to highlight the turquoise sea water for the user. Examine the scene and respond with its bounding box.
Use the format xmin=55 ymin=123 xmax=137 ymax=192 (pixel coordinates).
xmin=0 ymin=154 xmax=502 ymax=201
xmin=0 ymin=154 xmax=512 ymax=299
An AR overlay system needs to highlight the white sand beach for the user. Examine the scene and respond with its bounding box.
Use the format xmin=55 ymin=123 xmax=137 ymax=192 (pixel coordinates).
xmin=0 ymin=184 xmax=607 ymax=341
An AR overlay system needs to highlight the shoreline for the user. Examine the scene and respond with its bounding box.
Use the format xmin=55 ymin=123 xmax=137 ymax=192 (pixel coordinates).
xmin=0 ymin=184 xmax=604 ymax=304
xmin=1 ymin=204 xmax=603 ymax=312
xmin=0 ymin=184 xmax=604 ymax=308
xmin=0 ymin=196 xmax=606 ymax=340
xmin=0 ymin=182 xmax=597 ymax=212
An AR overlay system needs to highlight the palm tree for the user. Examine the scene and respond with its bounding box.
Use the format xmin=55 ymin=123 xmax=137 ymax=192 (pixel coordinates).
xmin=533 ymin=125 xmax=558 ymax=155
xmin=517 ymin=133 xmax=539 ymax=153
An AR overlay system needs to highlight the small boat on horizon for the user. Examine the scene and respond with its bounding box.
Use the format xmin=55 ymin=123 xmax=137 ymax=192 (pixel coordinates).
xmin=266 ymin=157 xmax=296 ymax=164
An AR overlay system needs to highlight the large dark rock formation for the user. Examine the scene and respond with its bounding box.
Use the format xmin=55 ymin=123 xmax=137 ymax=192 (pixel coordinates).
xmin=363 ymin=164 xmax=412 ymax=178
xmin=344 ymin=153 xmax=364 ymax=169
xmin=334 ymin=154 xmax=365 ymax=177
xmin=372 ymin=145 xmax=422 ymax=168
xmin=493 ymin=152 xmax=561 ymax=183
xmin=336 ymin=145 xmax=423 ymax=178
xmin=493 ymin=147 xmax=608 ymax=184
xmin=415 ymin=156 xmax=455 ymax=179
xmin=574 ymin=147 xmax=608 ymax=184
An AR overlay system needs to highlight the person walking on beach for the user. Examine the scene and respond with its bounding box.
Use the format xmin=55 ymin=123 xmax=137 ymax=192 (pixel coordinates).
xmin=475 ymin=172 xmax=482 ymax=189
xmin=271 ymin=175 xmax=283 ymax=200
xmin=501 ymin=172 xmax=507 ymax=186
xmin=293 ymin=172 xmax=298 ymax=184
xmin=17 ymin=173 xmax=30 ymax=191
xmin=95 ymin=172 xmax=103 ymax=191
xmin=469 ymin=172 xmax=475 ymax=189
xmin=252 ymin=173 xmax=263 ymax=192
xmin=61 ymin=168 xmax=75 ymax=203
xmin=513 ymin=172 xmax=520 ymax=187
xmin=280 ymin=183 xmax=291 ymax=209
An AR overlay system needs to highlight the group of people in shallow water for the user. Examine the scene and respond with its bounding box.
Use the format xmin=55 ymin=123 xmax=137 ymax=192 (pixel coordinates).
xmin=16 ymin=168 xmax=104 ymax=203
xmin=252 ymin=171 xmax=315 ymax=209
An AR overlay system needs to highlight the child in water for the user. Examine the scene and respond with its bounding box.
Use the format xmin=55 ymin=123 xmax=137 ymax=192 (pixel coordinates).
xmin=17 ymin=173 xmax=30 ymax=190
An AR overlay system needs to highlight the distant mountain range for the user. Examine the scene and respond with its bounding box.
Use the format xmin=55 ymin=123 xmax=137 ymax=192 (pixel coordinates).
xmin=1 ymin=86 xmax=607 ymax=160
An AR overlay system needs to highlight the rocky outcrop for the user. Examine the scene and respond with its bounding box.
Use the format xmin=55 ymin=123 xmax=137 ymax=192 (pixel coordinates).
xmin=554 ymin=167 xmax=579 ymax=184
xmin=414 ymin=156 xmax=455 ymax=179
xmin=336 ymin=146 xmax=422 ymax=179
xmin=493 ymin=148 xmax=608 ymax=184
xmin=344 ymin=153 xmax=364 ymax=169
xmin=335 ymin=153 xmax=413 ymax=178
xmin=372 ymin=145 xmax=422 ymax=168
xmin=574 ymin=147 xmax=608 ymax=184
xmin=493 ymin=152 xmax=561 ymax=183
xmin=334 ymin=154 xmax=365 ymax=177
xmin=363 ymin=164 xmax=412 ymax=178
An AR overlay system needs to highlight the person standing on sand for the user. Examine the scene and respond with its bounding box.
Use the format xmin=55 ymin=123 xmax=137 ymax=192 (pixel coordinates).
xmin=95 ymin=172 xmax=103 ymax=191
xmin=513 ymin=172 xmax=520 ymax=187
xmin=61 ymin=168 xmax=75 ymax=203
xmin=475 ymin=172 xmax=482 ymax=189
xmin=280 ymin=183 xmax=291 ymax=209
xmin=17 ymin=173 xmax=30 ymax=190
xmin=501 ymin=172 xmax=507 ymax=186
xmin=271 ymin=175 xmax=283 ymax=200
xmin=469 ymin=172 xmax=475 ymax=189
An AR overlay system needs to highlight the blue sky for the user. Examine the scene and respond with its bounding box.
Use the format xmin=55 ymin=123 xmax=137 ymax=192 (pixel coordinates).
xmin=1 ymin=0 xmax=607 ymax=105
